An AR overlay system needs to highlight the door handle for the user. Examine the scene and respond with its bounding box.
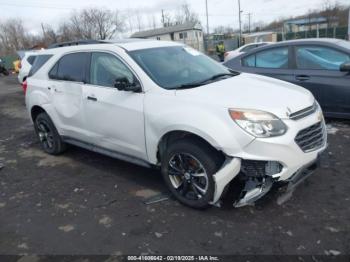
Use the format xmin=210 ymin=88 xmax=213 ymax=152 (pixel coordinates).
xmin=54 ymin=88 xmax=63 ymax=93
xmin=295 ymin=75 xmax=310 ymax=81
xmin=87 ymin=96 xmax=97 ymax=102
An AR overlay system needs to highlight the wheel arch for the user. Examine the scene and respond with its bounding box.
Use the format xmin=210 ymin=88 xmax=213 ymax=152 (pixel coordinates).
xmin=31 ymin=105 xmax=46 ymax=122
xmin=156 ymin=129 xmax=225 ymax=165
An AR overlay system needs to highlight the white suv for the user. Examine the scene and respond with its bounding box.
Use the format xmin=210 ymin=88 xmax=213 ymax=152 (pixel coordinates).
xmin=25 ymin=39 xmax=327 ymax=209
xmin=18 ymin=51 xmax=38 ymax=84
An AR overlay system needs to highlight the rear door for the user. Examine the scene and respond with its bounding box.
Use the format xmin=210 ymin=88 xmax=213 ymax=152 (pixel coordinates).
xmin=291 ymin=45 xmax=350 ymax=115
xmin=238 ymin=46 xmax=295 ymax=83
xmin=83 ymin=51 xmax=147 ymax=161
xmin=48 ymin=52 xmax=90 ymax=141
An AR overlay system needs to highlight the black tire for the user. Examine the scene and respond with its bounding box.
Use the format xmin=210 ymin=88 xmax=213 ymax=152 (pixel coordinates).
xmin=34 ymin=112 xmax=66 ymax=155
xmin=161 ymin=138 xmax=223 ymax=209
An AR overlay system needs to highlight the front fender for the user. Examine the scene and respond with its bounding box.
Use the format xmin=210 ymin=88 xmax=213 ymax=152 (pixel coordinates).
xmin=145 ymin=94 xmax=254 ymax=164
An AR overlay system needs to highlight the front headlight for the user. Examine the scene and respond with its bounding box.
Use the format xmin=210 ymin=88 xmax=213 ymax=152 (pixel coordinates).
xmin=229 ymin=109 xmax=287 ymax=138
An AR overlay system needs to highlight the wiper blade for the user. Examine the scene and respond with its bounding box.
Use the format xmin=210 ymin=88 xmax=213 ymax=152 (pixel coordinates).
xmin=173 ymin=72 xmax=237 ymax=90
xmin=207 ymin=73 xmax=236 ymax=81
xmin=173 ymin=83 xmax=203 ymax=89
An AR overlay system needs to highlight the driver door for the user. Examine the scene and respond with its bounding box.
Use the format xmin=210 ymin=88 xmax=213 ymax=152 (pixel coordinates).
xmin=83 ymin=52 xmax=147 ymax=161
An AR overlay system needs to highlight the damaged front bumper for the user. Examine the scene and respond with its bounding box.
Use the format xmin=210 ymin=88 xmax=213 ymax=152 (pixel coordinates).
xmin=211 ymin=153 xmax=323 ymax=208
xmin=211 ymin=114 xmax=327 ymax=207
xmin=210 ymin=158 xmax=241 ymax=205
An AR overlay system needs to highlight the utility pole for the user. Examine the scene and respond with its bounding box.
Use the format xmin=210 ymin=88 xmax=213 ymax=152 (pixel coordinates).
xmin=246 ymin=13 xmax=252 ymax=33
xmin=161 ymin=9 xmax=165 ymax=27
xmin=238 ymin=0 xmax=242 ymax=47
xmin=205 ymin=0 xmax=210 ymax=35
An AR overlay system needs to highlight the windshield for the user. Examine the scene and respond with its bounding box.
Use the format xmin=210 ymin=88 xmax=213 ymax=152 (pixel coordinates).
xmin=129 ymin=46 xmax=233 ymax=89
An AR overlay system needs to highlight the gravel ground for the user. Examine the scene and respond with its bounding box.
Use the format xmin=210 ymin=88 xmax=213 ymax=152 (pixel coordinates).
xmin=0 ymin=75 xmax=349 ymax=258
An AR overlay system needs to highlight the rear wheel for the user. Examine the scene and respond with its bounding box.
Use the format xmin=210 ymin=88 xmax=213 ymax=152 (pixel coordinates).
xmin=161 ymin=138 xmax=223 ymax=209
xmin=34 ymin=112 xmax=66 ymax=155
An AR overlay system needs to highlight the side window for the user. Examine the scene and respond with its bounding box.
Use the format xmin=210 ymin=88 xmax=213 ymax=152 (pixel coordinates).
xmin=49 ymin=63 xmax=59 ymax=79
xmin=56 ymin=52 xmax=89 ymax=82
xmin=256 ymin=47 xmax=288 ymax=69
xmin=242 ymin=54 xmax=256 ymax=67
xmin=28 ymin=55 xmax=53 ymax=77
xmin=27 ymin=56 xmax=36 ymax=65
xmin=90 ymin=52 xmax=134 ymax=88
xmin=296 ymin=46 xmax=350 ymax=70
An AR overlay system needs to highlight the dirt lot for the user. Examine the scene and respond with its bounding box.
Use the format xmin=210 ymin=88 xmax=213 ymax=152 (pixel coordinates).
xmin=0 ymin=75 xmax=349 ymax=258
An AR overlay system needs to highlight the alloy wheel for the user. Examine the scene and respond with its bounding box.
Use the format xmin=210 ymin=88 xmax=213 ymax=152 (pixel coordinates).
xmin=36 ymin=120 xmax=54 ymax=150
xmin=168 ymin=153 xmax=209 ymax=201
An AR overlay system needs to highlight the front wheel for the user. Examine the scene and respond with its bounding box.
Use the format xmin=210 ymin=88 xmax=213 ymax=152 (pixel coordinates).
xmin=161 ymin=138 xmax=223 ymax=209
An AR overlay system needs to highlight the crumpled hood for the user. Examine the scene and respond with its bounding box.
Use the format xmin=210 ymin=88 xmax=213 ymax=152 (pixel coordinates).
xmin=175 ymin=73 xmax=315 ymax=119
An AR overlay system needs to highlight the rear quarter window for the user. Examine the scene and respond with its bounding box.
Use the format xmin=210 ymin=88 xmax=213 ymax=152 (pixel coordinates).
xmin=27 ymin=56 xmax=37 ymax=65
xmin=28 ymin=55 xmax=53 ymax=77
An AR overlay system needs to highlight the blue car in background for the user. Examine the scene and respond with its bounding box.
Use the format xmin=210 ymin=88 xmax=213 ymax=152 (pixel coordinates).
xmin=224 ymin=38 xmax=350 ymax=119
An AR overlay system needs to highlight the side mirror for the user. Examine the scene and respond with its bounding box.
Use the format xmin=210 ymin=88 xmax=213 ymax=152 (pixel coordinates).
xmin=114 ymin=77 xmax=142 ymax=93
xmin=340 ymin=62 xmax=350 ymax=72
xmin=114 ymin=77 xmax=129 ymax=91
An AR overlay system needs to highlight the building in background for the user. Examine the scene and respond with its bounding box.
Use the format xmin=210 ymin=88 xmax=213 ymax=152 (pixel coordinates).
xmin=284 ymin=17 xmax=339 ymax=33
xmin=243 ymin=32 xmax=277 ymax=44
xmin=131 ymin=22 xmax=204 ymax=52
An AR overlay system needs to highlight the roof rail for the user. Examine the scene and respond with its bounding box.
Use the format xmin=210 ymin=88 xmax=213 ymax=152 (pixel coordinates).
xmin=48 ymin=40 xmax=106 ymax=49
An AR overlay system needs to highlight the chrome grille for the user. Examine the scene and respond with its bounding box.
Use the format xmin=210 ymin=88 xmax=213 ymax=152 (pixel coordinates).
xmin=295 ymin=121 xmax=325 ymax=152
xmin=289 ymin=102 xmax=318 ymax=120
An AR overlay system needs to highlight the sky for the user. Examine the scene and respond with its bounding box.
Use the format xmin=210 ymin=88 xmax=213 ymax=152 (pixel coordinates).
xmin=0 ymin=0 xmax=349 ymax=36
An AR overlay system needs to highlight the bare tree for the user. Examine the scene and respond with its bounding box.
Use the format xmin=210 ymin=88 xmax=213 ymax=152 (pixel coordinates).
xmin=213 ymin=26 xmax=235 ymax=35
xmin=67 ymin=8 xmax=125 ymax=40
xmin=41 ymin=23 xmax=58 ymax=46
xmin=147 ymin=14 xmax=157 ymax=29
xmin=0 ymin=19 xmax=30 ymax=54
xmin=162 ymin=10 xmax=173 ymax=27
xmin=135 ymin=11 xmax=143 ymax=31
xmin=174 ymin=3 xmax=200 ymax=24
xmin=213 ymin=26 xmax=226 ymax=34
xmin=94 ymin=9 xmax=125 ymax=39
xmin=322 ymin=0 xmax=340 ymax=27
xmin=57 ymin=22 xmax=76 ymax=42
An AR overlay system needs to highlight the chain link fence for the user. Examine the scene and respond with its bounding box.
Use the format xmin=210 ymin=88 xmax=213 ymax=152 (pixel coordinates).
xmin=278 ymin=26 xmax=349 ymax=41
